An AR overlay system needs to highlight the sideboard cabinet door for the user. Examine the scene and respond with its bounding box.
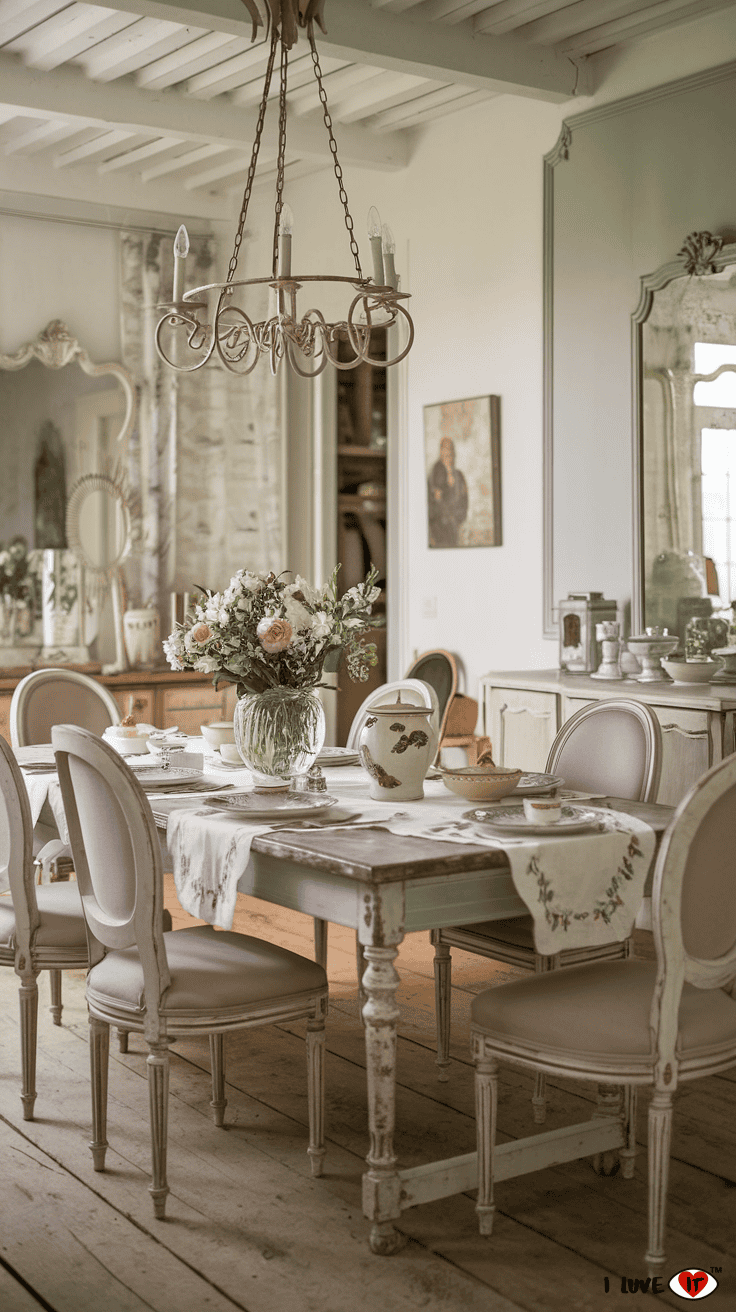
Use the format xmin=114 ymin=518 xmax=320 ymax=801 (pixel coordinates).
xmin=486 ymin=688 xmax=559 ymax=772
xmin=652 ymin=707 xmax=715 ymax=806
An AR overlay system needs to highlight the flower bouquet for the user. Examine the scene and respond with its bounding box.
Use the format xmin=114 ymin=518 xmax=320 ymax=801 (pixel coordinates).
xmin=164 ymin=566 xmax=381 ymax=781
xmin=0 ymin=537 xmax=31 ymax=644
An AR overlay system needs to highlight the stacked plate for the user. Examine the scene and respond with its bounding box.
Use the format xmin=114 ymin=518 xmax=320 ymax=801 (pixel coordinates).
xmin=316 ymin=747 xmax=360 ymax=767
xmin=204 ymin=792 xmax=339 ymax=820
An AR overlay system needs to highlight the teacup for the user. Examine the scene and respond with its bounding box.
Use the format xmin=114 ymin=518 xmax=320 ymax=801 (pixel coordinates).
xmin=220 ymin=743 xmax=243 ymax=765
xmin=523 ymin=796 xmax=562 ymax=824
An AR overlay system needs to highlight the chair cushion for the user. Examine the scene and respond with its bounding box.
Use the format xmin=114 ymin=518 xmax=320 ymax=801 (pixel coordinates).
xmin=87 ymin=925 xmax=328 ymax=1021
xmin=0 ymin=884 xmax=87 ymax=950
xmin=471 ymin=959 xmax=736 ymax=1064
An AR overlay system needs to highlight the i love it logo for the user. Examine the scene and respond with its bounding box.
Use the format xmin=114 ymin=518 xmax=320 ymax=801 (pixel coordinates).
xmin=669 ymin=1270 xmax=719 ymax=1299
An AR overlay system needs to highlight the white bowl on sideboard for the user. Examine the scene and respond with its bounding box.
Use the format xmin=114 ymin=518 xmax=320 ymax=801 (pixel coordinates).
xmin=661 ymin=657 xmax=722 ymax=684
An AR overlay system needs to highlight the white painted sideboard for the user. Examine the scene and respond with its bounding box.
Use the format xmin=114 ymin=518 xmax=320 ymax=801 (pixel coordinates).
xmin=480 ymin=670 xmax=736 ymax=806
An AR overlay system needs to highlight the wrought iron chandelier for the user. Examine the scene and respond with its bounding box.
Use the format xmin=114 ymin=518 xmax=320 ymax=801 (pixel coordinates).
xmin=156 ymin=0 xmax=414 ymax=378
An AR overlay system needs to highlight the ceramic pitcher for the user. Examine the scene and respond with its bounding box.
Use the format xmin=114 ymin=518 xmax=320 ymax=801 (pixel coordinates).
xmin=358 ymin=694 xmax=438 ymax=801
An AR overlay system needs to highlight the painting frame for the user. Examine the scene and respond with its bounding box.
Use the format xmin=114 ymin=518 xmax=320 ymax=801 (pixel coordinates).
xmin=423 ymin=394 xmax=501 ymax=550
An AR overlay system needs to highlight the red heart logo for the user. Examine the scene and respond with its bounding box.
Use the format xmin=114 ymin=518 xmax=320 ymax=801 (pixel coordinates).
xmin=678 ymin=1271 xmax=709 ymax=1297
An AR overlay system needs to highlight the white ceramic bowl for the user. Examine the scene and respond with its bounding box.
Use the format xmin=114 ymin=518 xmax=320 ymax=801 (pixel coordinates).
xmin=147 ymin=732 xmax=190 ymax=757
xmin=200 ymin=721 xmax=236 ymax=748
xmin=439 ymin=765 xmax=522 ymax=802
xmin=103 ymin=725 xmax=151 ymax=756
xmin=661 ymin=657 xmax=722 ymax=684
xmin=523 ymin=796 xmax=562 ymax=823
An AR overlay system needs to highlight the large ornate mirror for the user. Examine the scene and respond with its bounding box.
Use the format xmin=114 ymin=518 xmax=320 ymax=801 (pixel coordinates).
xmin=633 ymin=233 xmax=736 ymax=639
xmin=0 ymin=321 xmax=136 ymax=665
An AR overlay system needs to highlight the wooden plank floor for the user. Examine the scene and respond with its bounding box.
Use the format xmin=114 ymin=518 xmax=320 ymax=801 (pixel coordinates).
xmin=0 ymin=879 xmax=733 ymax=1312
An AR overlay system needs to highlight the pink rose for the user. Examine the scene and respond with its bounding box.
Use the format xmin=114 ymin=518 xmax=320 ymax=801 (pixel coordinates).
xmin=191 ymin=622 xmax=212 ymax=644
xmin=257 ymin=617 xmax=293 ymax=653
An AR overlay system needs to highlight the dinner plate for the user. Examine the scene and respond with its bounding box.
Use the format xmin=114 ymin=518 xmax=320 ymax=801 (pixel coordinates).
xmin=465 ymin=804 xmax=601 ymax=836
xmin=316 ymin=747 xmax=360 ymax=766
xmin=509 ymin=773 xmax=565 ymax=796
xmin=203 ymin=792 xmax=339 ymax=820
xmin=135 ymin=767 xmax=204 ymax=790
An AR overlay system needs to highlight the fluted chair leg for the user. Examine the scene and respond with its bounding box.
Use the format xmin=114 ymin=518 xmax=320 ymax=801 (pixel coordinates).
xmin=209 ymin=1032 xmax=227 ymax=1127
xmin=475 ymin=1053 xmax=498 ymax=1235
xmin=147 ymin=1040 xmax=170 ymax=1218
xmin=620 ymin=1085 xmax=638 ymax=1179
xmin=431 ymin=932 xmax=452 ymax=1082
xmin=49 ymin=969 xmax=62 ymax=1026
xmin=306 ymin=1013 xmax=326 ymax=1178
xmin=89 ymin=1016 xmax=109 ymax=1171
xmin=18 ymin=972 xmax=39 ymax=1121
xmin=646 ymin=1089 xmax=673 ymax=1277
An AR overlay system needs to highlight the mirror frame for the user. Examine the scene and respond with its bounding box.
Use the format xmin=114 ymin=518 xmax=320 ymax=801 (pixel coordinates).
xmin=631 ymin=232 xmax=736 ymax=634
xmin=0 ymin=319 xmax=136 ymax=448
xmin=66 ymin=470 xmax=132 ymax=575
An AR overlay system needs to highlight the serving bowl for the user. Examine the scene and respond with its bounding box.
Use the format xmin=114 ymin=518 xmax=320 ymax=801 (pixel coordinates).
xmin=439 ymin=765 xmax=522 ymax=802
xmin=200 ymin=721 xmax=236 ymax=748
xmin=103 ymin=724 xmax=153 ymax=756
xmin=661 ymin=657 xmax=722 ymax=684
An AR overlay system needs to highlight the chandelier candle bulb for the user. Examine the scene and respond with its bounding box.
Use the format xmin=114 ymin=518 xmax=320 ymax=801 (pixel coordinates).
xmin=382 ymin=224 xmax=398 ymax=290
xmin=172 ymin=224 xmax=189 ymax=302
xmin=278 ymin=204 xmax=293 ymax=278
xmin=368 ymin=206 xmax=385 ymax=286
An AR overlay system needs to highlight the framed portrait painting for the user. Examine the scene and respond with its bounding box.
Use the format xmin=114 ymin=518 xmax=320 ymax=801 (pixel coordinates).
xmin=424 ymin=395 xmax=501 ymax=549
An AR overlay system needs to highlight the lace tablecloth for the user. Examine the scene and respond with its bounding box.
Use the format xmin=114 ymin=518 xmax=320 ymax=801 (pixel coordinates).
xmin=164 ymin=769 xmax=656 ymax=950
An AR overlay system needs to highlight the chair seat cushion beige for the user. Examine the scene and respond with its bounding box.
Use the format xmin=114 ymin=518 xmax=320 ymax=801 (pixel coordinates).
xmin=471 ymin=959 xmax=736 ymax=1065
xmin=87 ymin=925 xmax=328 ymax=1021
xmin=0 ymin=883 xmax=86 ymax=951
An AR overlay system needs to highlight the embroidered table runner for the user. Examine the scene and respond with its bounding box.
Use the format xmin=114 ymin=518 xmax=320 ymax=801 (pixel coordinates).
xmin=165 ymin=778 xmax=655 ymax=946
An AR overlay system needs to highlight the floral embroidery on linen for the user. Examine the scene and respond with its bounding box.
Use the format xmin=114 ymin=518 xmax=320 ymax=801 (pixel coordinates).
xmin=530 ymin=831 xmax=646 ymax=934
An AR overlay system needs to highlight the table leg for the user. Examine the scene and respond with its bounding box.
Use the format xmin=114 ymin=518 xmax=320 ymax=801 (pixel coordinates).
xmin=359 ymin=884 xmax=406 ymax=1255
xmin=313 ymin=917 xmax=328 ymax=968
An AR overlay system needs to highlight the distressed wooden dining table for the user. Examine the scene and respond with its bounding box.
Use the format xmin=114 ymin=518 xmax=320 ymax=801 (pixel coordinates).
xmin=155 ymin=794 xmax=671 ymax=1256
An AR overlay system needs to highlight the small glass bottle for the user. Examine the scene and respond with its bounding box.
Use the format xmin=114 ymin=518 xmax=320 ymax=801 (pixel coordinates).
xmin=685 ymin=615 xmax=711 ymax=661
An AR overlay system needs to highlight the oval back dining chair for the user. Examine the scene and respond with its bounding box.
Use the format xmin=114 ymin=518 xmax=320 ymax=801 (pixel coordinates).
xmin=403 ymin=651 xmax=458 ymax=747
xmin=346 ymin=678 xmax=440 ymax=750
xmin=0 ymin=736 xmax=88 ymax=1120
xmin=432 ymin=699 xmax=662 ymax=1121
xmin=10 ymin=667 xmax=121 ymax=750
xmin=52 ymin=724 xmax=329 ymax=1219
xmin=471 ymin=748 xmax=736 ymax=1279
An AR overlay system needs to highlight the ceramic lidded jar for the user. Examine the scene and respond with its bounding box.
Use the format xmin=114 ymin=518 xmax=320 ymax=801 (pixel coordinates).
xmin=358 ymin=694 xmax=438 ymax=801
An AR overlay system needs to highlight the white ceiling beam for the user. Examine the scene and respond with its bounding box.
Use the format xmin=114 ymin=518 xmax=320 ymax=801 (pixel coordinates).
xmin=183 ymin=153 xmax=252 ymax=187
xmin=418 ymin=1 xmax=494 ymax=22
xmin=141 ymin=140 xmax=228 ymax=178
xmin=374 ymin=85 xmax=494 ymax=128
xmin=13 ymin=7 xmax=132 ymax=71
xmin=98 ymin=133 xmax=180 ymax=170
xmin=0 ymin=0 xmax=71 ymax=47
xmin=0 ymin=152 xmax=229 ymax=220
xmin=473 ymin=0 xmax=566 ymax=35
xmin=557 ymin=0 xmax=736 ymax=55
xmin=334 ymin=71 xmax=438 ymax=122
xmin=137 ymin=30 xmax=244 ymax=87
xmin=79 ymin=17 xmax=194 ymax=80
xmin=371 ymin=80 xmax=477 ymax=126
xmin=3 ymin=117 xmax=78 ymax=153
xmin=186 ymin=36 xmax=269 ymax=96
xmin=520 ymin=0 xmax=678 ymax=45
xmin=231 ymin=51 xmax=344 ymax=104
xmin=54 ymin=126 xmax=136 ymax=164
xmin=290 ymin=63 xmax=380 ymax=115
xmin=81 ymin=0 xmax=580 ymax=100
xmin=0 ymin=52 xmax=409 ymax=168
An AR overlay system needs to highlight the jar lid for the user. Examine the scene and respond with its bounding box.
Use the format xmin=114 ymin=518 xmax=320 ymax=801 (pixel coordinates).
xmin=369 ymin=700 xmax=433 ymax=716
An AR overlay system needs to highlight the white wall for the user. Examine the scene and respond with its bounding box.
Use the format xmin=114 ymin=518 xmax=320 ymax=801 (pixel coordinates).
xmin=250 ymin=94 xmax=566 ymax=704
xmin=0 ymin=213 xmax=121 ymax=360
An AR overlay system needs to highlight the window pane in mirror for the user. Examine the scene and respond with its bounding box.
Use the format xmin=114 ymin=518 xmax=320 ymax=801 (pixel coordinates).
xmin=701 ymin=428 xmax=736 ymax=603
xmin=694 ymin=342 xmax=736 ymax=407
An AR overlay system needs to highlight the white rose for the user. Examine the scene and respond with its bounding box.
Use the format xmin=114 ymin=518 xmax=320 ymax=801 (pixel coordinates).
xmin=311 ymin=611 xmax=332 ymax=640
xmin=283 ymin=594 xmax=312 ymax=632
xmin=194 ymin=655 xmax=220 ymax=673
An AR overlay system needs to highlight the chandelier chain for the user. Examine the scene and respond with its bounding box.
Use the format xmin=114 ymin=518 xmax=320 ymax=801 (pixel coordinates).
xmin=272 ymin=38 xmax=289 ymax=279
xmin=308 ymin=24 xmax=362 ymax=280
xmin=227 ymin=26 xmax=280 ymax=286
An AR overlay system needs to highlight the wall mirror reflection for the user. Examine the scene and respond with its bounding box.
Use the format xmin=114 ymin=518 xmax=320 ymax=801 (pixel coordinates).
xmin=635 ymin=236 xmax=736 ymax=646
xmin=0 ymin=321 xmax=136 ymax=666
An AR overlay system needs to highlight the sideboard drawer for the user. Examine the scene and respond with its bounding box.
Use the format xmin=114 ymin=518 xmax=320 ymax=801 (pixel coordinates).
xmin=486 ymin=688 xmax=559 ymax=772
xmin=160 ymin=683 xmax=227 ymax=733
xmin=113 ymin=689 xmax=155 ymax=723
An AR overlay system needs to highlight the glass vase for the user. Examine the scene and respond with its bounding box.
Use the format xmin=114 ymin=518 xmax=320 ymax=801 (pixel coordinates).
xmin=234 ymin=687 xmax=326 ymax=787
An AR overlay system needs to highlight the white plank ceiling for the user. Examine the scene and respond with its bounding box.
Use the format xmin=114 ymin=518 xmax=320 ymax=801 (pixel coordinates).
xmin=1 ymin=0 xmax=735 ymax=218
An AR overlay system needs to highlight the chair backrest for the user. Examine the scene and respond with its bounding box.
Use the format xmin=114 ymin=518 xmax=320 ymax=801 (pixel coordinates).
xmin=11 ymin=668 xmax=121 ymax=749
xmin=346 ymin=678 xmax=440 ymax=750
xmin=404 ymin=650 xmax=458 ymax=743
xmin=649 ymin=751 xmax=736 ymax=1076
xmin=52 ymin=725 xmax=170 ymax=1033
xmin=0 ymin=736 xmax=39 ymax=961
xmin=545 ymin=700 xmax=662 ymax=803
